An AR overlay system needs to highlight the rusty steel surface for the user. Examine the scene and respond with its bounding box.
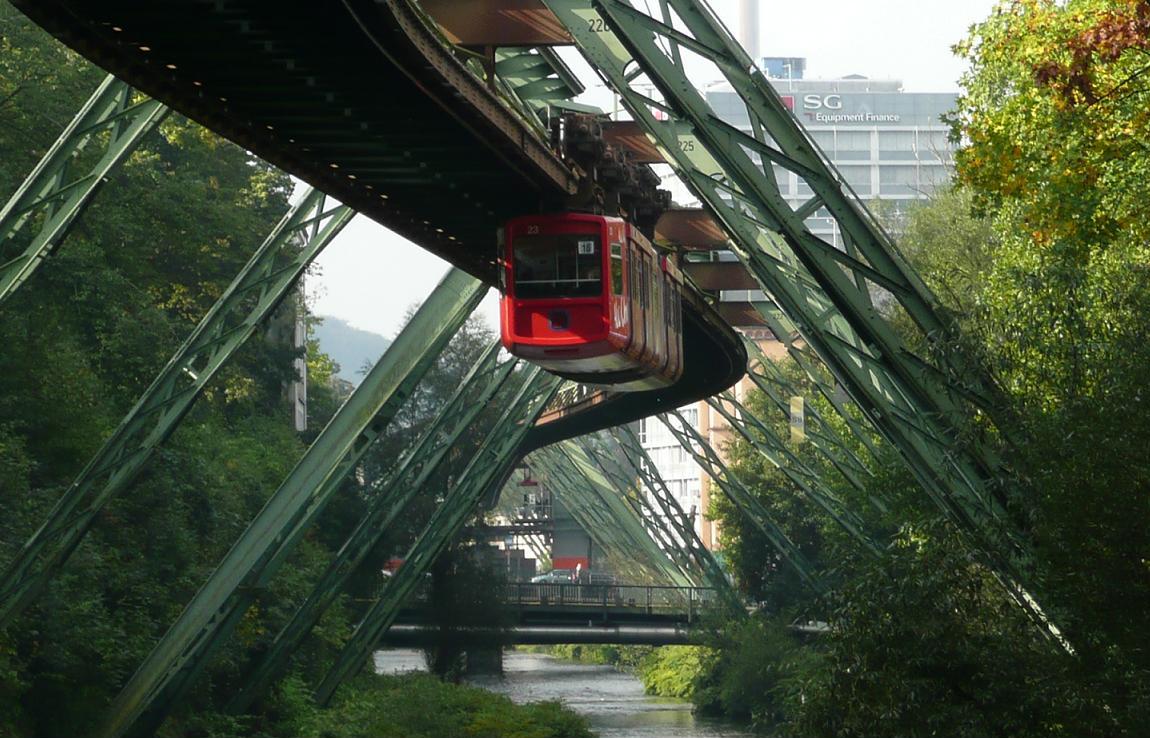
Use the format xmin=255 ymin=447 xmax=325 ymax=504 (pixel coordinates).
xmin=422 ymin=0 xmax=572 ymax=46
xmin=601 ymin=120 xmax=663 ymax=164
xmin=716 ymin=301 xmax=768 ymax=328
xmin=655 ymin=208 xmax=729 ymax=249
xmin=682 ymin=260 xmax=761 ymax=290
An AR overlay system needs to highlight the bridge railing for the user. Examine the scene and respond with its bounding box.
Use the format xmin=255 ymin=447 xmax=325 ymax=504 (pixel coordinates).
xmin=504 ymin=582 xmax=716 ymax=616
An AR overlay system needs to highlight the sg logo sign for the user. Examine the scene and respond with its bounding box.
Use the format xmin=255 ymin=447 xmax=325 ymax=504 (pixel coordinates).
xmin=803 ymin=94 xmax=843 ymax=110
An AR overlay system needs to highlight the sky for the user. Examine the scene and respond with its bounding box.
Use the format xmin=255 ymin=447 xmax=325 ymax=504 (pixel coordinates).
xmin=305 ymin=0 xmax=999 ymax=340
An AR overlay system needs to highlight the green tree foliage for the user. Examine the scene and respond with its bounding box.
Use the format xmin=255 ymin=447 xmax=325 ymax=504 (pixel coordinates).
xmin=0 ymin=7 xmax=341 ymax=735
xmin=951 ymin=0 xmax=1150 ymax=677
xmin=699 ymin=3 xmax=1150 ymax=734
xmin=792 ymin=526 xmax=1107 ymax=738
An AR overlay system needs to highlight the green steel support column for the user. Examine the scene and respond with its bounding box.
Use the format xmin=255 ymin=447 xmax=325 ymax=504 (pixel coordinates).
xmin=567 ymin=437 xmax=707 ymax=587
xmin=315 ymin=368 xmax=560 ymax=705
xmin=605 ymin=426 xmax=742 ymax=609
xmin=532 ymin=449 xmax=667 ymax=584
xmin=546 ymin=443 xmax=691 ymax=585
xmin=592 ymin=430 xmax=722 ymax=583
xmin=744 ymin=321 xmax=885 ymax=465
xmin=657 ymin=411 xmax=824 ymax=594
xmin=546 ymin=444 xmax=694 ymax=587
xmin=230 ymin=341 xmax=516 ymax=713
xmin=536 ymin=454 xmax=668 ymax=584
xmin=545 ymin=0 xmax=1036 ymax=611
xmin=741 ymin=336 xmax=879 ymax=494
xmin=706 ymin=395 xmax=883 ymax=558
xmin=0 ymin=188 xmax=353 ymax=627
xmin=0 ymin=75 xmax=168 ymax=304
xmin=101 ymin=269 xmax=486 ymax=738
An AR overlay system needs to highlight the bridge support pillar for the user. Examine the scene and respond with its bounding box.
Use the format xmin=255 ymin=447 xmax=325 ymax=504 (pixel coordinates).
xmin=463 ymin=647 xmax=504 ymax=676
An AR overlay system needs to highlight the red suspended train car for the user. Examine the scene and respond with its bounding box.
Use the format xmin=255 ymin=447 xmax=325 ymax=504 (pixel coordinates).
xmin=499 ymin=213 xmax=684 ymax=391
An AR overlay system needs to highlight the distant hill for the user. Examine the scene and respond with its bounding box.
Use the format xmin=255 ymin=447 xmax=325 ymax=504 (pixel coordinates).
xmin=312 ymin=316 xmax=391 ymax=385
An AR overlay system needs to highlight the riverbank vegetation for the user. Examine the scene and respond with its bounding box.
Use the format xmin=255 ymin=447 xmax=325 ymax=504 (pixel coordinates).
xmin=665 ymin=1 xmax=1150 ymax=735
xmin=0 ymin=8 xmax=583 ymax=737
xmin=278 ymin=673 xmax=591 ymax=738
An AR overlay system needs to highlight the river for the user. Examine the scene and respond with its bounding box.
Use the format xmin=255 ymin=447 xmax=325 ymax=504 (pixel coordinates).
xmin=373 ymin=649 xmax=755 ymax=738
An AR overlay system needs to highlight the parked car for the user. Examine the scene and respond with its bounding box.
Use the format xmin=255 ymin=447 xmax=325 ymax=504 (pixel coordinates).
xmin=530 ymin=569 xmax=573 ymax=584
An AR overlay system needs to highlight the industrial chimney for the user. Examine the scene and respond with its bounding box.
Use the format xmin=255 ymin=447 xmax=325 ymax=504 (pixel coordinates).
xmin=738 ymin=0 xmax=760 ymax=63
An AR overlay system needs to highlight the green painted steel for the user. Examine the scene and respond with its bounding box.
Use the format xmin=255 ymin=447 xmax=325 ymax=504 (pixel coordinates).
xmin=741 ymin=336 xmax=881 ymax=496
xmin=743 ymin=316 xmax=884 ymax=464
xmin=532 ymin=449 xmax=664 ymax=584
xmin=549 ymin=441 xmax=692 ymax=585
xmin=544 ymin=443 xmax=694 ymax=587
xmin=544 ymin=0 xmax=1036 ymax=610
xmin=229 ymin=340 xmax=517 ymax=713
xmin=569 ymin=434 xmax=709 ymax=587
xmin=706 ymin=394 xmax=883 ymax=558
xmin=657 ymin=410 xmax=823 ymax=593
xmin=101 ymin=269 xmax=486 ymax=738
xmin=0 ymin=188 xmax=353 ymax=627
xmin=606 ymin=425 xmax=742 ymax=609
xmin=0 ymin=75 xmax=168 ymax=304
xmin=315 ymin=367 xmax=561 ymax=705
xmin=495 ymin=47 xmax=586 ymax=114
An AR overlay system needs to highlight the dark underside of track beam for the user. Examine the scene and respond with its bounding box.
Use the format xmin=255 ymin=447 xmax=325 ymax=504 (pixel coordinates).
xmin=15 ymin=0 xmax=746 ymax=446
xmin=521 ymin=294 xmax=745 ymax=451
xmin=14 ymin=0 xmax=575 ymax=280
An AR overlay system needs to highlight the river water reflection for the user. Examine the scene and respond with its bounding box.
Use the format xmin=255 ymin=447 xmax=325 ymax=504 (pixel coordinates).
xmin=373 ymin=649 xmax=754 ymax=738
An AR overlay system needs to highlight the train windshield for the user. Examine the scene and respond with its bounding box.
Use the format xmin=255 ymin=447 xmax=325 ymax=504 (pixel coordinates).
xmin=513 ymin=232 xmax=602 ymax=299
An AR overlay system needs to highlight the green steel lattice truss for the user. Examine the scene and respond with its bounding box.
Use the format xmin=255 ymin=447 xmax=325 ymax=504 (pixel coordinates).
xmin=0 ymin=75 xmax=167 ymax=305
xmin=102 ymin=269 xmax=488 ymax=738
xmin=585 ymin=426 xmax=742 ymax=610
xmin=705 ymin=393 xmax=882 ymax=558
xmin=569 ymin=437 xmax=707 ymax=587
xmin=542 ymin=0 xmax=1046 ymax=624
xmin=534 ymin=441 xmax=694 ymax=587
xmin=0 ymin=186 xmax=355 ymax=627
xmin=229 ymin=338 xmax=518 ymax=714
xmin=657 ymin=410 xmax=823 ymax=593
xmin=314 ymin=366 xmax=561 ymax=705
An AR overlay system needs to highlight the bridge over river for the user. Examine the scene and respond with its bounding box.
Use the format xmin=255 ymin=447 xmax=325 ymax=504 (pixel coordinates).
xmin=384 ymin=584 xmax=719 ymax=646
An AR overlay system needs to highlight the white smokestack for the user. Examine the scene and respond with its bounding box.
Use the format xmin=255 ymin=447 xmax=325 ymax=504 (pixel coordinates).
xmin=738 ymin=0 xmax=760 ymax=62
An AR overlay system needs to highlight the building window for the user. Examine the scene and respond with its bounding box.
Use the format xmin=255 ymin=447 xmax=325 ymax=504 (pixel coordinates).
xmin=880 ymin=165 xmax=918 ymax=196
xmin=772 ymin=165 xmax=790 ymax=195
xmin=638 ymin=417 xmax=647 ymax=444
xmin=839 ymin=165 xmax=872 ymax=195
xmin=918 ymin=130 xmax=952 ymax=158
xmin=809 ymin=131 xmax=835 ymax=155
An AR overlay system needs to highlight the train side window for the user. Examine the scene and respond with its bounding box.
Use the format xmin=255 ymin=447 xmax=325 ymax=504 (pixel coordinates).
xmin=630 ymin=250 xmax=641 ymax=302
xmin=639 ymin=255 xmax=648 ymax=310
xmin=611 ymin=243 xmax=624 ymax=295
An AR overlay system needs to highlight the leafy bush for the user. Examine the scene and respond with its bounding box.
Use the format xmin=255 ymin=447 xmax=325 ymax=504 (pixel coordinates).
xmin=299 ymin=673 xmax=593 ymax=738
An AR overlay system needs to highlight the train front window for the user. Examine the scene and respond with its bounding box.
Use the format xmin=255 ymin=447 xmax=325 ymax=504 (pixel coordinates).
xmin=513 ymin=232 xmax=602 ymax=299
